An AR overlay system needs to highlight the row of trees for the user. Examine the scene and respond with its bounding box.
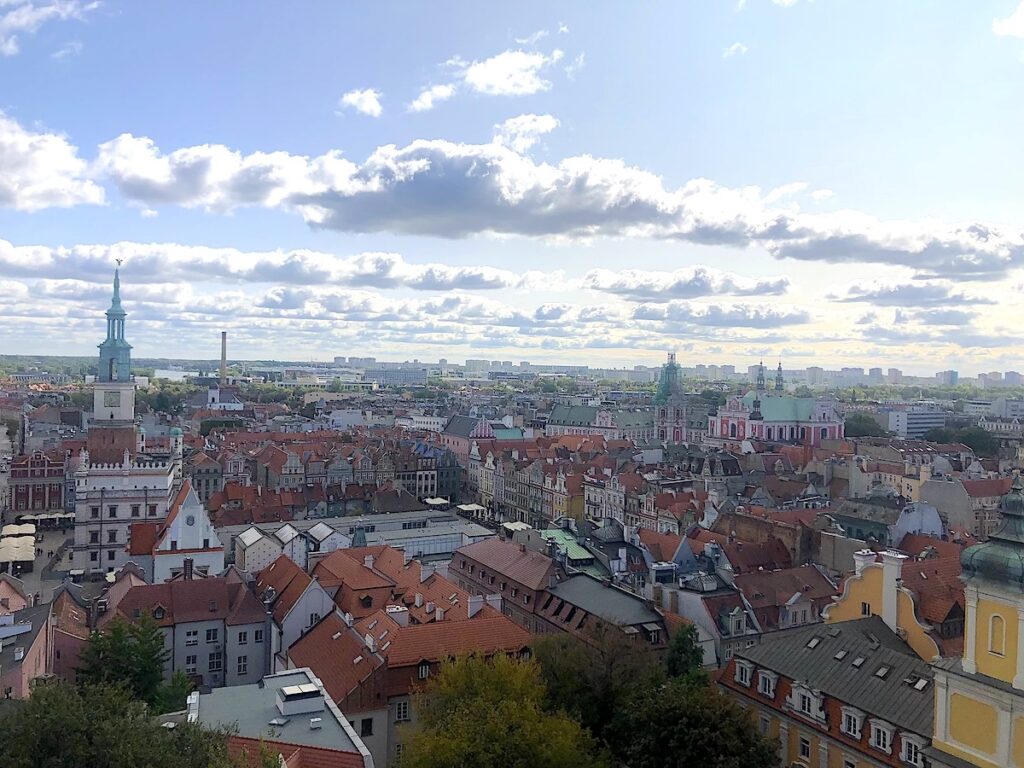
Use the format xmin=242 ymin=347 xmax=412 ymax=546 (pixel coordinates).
xmin=400 ymin=623 xmax=778 ymax=768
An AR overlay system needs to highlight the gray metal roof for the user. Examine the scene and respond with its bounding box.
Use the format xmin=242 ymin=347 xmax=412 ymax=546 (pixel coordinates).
xmin=193 ymin=668 xmax=363 ymax=754
xmin=545 ymin=572 xmax=661 ymax=627
xmin=736 ymin=616 xmax=934 ymax=736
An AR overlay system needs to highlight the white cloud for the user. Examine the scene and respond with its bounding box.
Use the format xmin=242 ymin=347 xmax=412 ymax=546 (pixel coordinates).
xmin=89 ymin=130 xmax=1024 ymax=279
xmin=583 ymin=267 xmax=789 ymax=301
xmin=493 ymin=113 xmax=559 ymax=153
xmin=407 ymin=83 xmax=455 ymax=113
xmin=0 ymin=111 xmax=104 ymax=211
xmin=810 ymin=188 xmax=834 ymax=201
xmin=514 ymin=29 xmax=549 ymax=46
xmin=338 ymin=88 xmax=383 ymax=117
xmin=0 ymin=0 xmax=97 ymax=56
xmin=723 ymin=42 xmax=749 ymax=58
xmin=557 ymin=22 xmax=569 ymax=34
xmin=994 ymin=1 xmax=1024 ymax=38
xmin=565 ymin=52 xmax=585 ymax=80
xmin=50 ymin=38 xmax=81 ymax=59
xmin=461 ymin=48 xmax=564 ymax=95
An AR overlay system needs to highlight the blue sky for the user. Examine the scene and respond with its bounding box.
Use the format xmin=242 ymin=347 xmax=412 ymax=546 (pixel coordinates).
xmin=1 ymin=0 xmax=1023 ymax=373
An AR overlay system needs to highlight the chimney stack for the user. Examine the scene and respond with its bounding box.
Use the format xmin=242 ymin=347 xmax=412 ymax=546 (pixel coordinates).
xmin=183 ymin=557 xmax=194 ymax=581
xmin=220 ymin=331 xmax=227 ymax=385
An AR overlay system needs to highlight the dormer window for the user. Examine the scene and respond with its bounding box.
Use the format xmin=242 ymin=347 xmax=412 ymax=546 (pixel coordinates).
xmin=418 ymin=661 xmax=430 ymax=680
xmin=841 ymin=707 xmax=863 ymax=738
xmin=757 ymin=671 xmax=777 ymax=697
xmin=901 ymin=735 xmax=924 ymax=766
xmin=870 ymin=720 xmax=893 ymax=754
xmin=734 ymin=660 xmax=753 ymax=687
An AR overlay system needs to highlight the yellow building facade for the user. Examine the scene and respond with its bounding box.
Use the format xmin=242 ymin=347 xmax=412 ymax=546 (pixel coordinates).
xmin=930 ymin=477 xmax=1024 ymax=768
xmin=823 ymin=549 xmax=941 ymax=662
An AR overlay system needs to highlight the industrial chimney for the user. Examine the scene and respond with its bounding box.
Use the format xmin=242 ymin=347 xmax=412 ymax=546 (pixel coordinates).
xmin=220 ymin=331 xmax=227 ymax=385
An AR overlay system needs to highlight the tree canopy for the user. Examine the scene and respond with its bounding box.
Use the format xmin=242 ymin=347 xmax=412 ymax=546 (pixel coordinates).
xmin=843 ymin=412 xmax=890 ymax=437
xmin=77 ymin=616 xmax=192 ymax=713
xmin=400 ymin=653 xmax=606 ymax=768
xmin=533 ymin=622 xmax=665 ymax=741
xmin=614 ymin=677 xmax=779 ymax=768
xmin=665 ymin=622 xmax=706 ymax=681
xmin=0 ymin=682 xmax=240 ymax=768
xmin=923 ymin=425 xmax=998 ymax=456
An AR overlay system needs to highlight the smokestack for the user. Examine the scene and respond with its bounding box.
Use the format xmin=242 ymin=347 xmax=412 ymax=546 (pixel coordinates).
xmin=220 ymin=331 xmax=227 ymax=385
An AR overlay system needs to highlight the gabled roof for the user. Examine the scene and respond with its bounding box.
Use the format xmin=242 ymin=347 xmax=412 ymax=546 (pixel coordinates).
xmin=256 ymin=555 xmax=314 ymax=624
xmin=286 ymin=613 xmax=384 ymax=709
xmin=357 ymin=609 xmax=531 ymax=667
xmin=961 ymin=476 xmax=1013 ymax=498
xmin=732 ymin=616 xmax=933 ymax=736
xmin=112 ymin=577 xmax=266 ymax=627
xmin=733 ymin=565 xmax=838 ymax=616
xmin=313 ymin=550 xmax=395 ymax=591
xmin=455 ymin=538 xmax=558 ymax=591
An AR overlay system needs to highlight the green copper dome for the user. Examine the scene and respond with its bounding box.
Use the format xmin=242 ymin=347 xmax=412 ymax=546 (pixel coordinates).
xmin=961 ymin=475 xmax=1024 ymax=591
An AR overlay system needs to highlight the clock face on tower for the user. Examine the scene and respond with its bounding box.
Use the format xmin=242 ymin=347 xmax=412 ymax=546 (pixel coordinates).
xmin=103 ymin=391 xmax=121 ymax=407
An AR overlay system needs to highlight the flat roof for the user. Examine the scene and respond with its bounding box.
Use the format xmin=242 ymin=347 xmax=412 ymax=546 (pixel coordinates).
xmin=192 ymin=668 xmax=364 ymax=755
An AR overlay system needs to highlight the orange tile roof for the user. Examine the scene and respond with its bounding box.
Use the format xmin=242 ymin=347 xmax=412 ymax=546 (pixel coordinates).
xmin=256 ymin=555 xmax=313 ymax=624
xmin=455 ymin=538 xmax=558 ymax=591
xmin=379 ymin=614 xmax=531 ymax=667
xmin=313 ymin=550 xmax=395 ymax=591
xmin=287 ymin=614 xmax=384 ymax=705
xmin=637 ymin=528 xmax=682 ymax=562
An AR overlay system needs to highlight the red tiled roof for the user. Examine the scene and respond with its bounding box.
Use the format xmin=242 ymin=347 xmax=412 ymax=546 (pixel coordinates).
xmin=637 ymin=528 xmax=682 ymax=562
xmin=112 ymin=577 xmax=266 ymax=627
xmin=287 ymin=614 xmax=384 ymax=705
xmin=897 ymin=533 xmax=966 ymax=561
xmin=455 ymin=538 xmax=557 ymax=591
xmin=901 ymin=557 xmax=964 ymax=625
xmin=962 ymin=477 xmax=1012 ymax=498
xmin=313 ymin=550 xmax=395 ymax=591
xmin=127 ymin=522 xmax=160 ymax=555
xmin=229 ymin=736 xmax=364 ymax=768
xmin=733 ymin=565 xmax=838 ymax=613
xmin=256 ymin=555 xmax=313 ymax=624
xmin=376 ymin=613 xmax=531 ymax=667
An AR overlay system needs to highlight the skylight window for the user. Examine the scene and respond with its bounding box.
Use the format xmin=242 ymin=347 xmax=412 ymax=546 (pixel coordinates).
xmin=852 ymin=657 xmax=865 ymax=668
xmin=913 ymin=678 xmax=929 ymax=691
xmin=874 ymin=665 xmax=891 ymax=679
xmin=806 ymin=637 xmax=821 ymax=649
xmin=834 ymin=650 xmax=848 ymax=660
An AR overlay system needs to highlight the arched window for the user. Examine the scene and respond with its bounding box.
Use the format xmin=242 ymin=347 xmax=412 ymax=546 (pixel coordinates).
xmin=821 ymin=428 xmax=828 ymax=440
xmin=799 ymin=427 xmax=806 ymax=440
xmin=990 ymin=614 xmax=1006 ymax=655
xmin=730 ymin=423 xmax=737 ymax=438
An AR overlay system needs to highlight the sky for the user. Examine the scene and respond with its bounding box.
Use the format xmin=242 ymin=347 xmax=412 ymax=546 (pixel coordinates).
xmin=1 ymin=0 xmax=1024 ymax=374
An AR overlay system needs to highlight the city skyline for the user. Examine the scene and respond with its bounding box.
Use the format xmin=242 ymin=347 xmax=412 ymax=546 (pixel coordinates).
xmin=2 ymin=2 xmax=1024 ymax=373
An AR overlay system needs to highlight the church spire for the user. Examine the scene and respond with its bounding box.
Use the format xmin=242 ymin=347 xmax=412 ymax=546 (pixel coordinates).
xmin=775 ymin=360 xmax=784 ymax=392
xmin=756 ymin=360 xmax=766 ymax=391
xmin=98 ymin=263 xmax=132 ymax=383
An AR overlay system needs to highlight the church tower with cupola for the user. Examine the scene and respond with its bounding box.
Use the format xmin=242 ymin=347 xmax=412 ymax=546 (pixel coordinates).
xmin=93 ymin=266 xmax=136 ymax=423
xmin=930 ymin=476 xmax=1024 ymax=768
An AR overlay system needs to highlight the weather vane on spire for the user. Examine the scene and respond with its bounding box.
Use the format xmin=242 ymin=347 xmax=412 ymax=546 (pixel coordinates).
xmin=115 ymin=258 xmax=123 ymax=267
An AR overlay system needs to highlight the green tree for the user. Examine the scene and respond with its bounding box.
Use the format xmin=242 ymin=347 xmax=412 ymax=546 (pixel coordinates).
xmin=665 ymin=622 xmax=706 ymax=680
xmin=843 ymin=412 xmax=889 ymax=437
xmin=77 ymin=616 xmax=185 ymax=711
xmin=401 ymin=654 xmax=606 ymax=768
xmin=534 ymin=622 xmax=664 ymax=742
xmin=613 ymin=678 xmax=779 ymax=768
xmin=0 ymin=682 xmax=239 ymax=768
xmin=923 ymin=426 xmax=998 ymax=457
